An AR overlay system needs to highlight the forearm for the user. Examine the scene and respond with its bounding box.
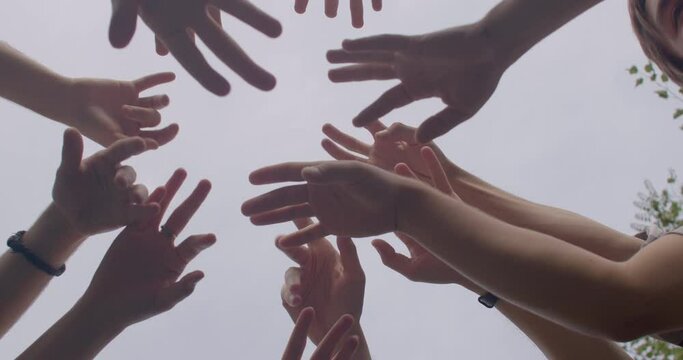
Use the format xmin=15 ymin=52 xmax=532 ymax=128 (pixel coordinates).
xmin=0 ymin=42 xmax=74 ymax=124
xmin=0 ymin=203 xmax=85 ymax=337
xmin=443 ymin=162 xmax=641 ymax=261
xmin=18 ymin=298 xmax=124 ymax=359
xmin=479 ymin=0 xmax=603 ymax=68
xmin=398 ymin=186 xmax=640 ymax=340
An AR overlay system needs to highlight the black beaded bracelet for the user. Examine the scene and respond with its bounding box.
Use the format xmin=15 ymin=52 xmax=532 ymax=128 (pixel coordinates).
xmin=7 ymin=231 xmax=65 ymax=277
xmin=478 ymin=292 xmax=499 ymax=308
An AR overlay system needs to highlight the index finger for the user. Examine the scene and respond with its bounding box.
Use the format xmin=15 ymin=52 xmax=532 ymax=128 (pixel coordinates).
xmin=163 ymin=179 xmax=212 ymax=236
xmin=133 ymin=72 xmax=176 ymax=92
xmin=248 ymin=162 xmax=323 ymax=185
xmin=416 ymin=106 xmax=470 ymax=143
xmin=101 ymin=137 xmax=155 ymax=165
xmin=282 ymin=307 xmax=314 ymax=360
xmin=162 ymin=31 xmax=231 ymax=96
xmin=150 ymin=168 xmax=188 ymax=227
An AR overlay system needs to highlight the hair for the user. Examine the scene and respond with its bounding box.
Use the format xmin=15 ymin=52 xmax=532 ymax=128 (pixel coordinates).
xmin=629 ymin=0 xmax=683 ymax=86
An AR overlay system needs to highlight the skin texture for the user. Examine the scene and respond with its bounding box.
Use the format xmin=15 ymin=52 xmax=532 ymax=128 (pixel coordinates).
xmin=328 ymin=0 xmax=602 ymax=142
xmin=0 ymin=129 xmax=157 ymax=338
xmin=240 ymin=155 xmax=683 ymax=343
xmin=293 ymin=0 xmax=382 ymax=28
xmin=0 ymin=42 xmax=177 ymax=147
xmin=108 ymin=0 xmax=282 ymax=95
xmin=282 ymin=308 xmax=360 ymax=360
xmin=19 ymin=169 xmax=215 ymax=359
xmin=278 ymin=219 xmax=371 ymax=359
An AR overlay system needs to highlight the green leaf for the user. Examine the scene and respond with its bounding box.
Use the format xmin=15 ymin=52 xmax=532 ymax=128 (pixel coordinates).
xmin=636 ymin=78 xmax=644 ymax=87
xmin=651 ymin=73 xmax=658 ymax=81
xmin=662 ymin=73 xmax=670 ymax=82
xmin=674 ymin=109 xmax=683 ymax=119
xmin=645 ymin=63 xmax=654 ymax=73
xmin=656 ymin=90 xmax=670 ymax=99
xmin=629 ymin=65 xmax=638 ymax=74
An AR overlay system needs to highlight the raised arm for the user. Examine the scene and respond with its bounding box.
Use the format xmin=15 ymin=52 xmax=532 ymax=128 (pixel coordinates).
xmin=0 ymin=130 xmax=157 ymax=337
xmin=328 ymin=0 xmax=604 ymax=142
xmin=19 ymin=171 xmax=215 ymax=359
xmin=320 ymin=122 xmax=642 ymax=261
xmin=0 ymin=42 xmax=178 ymax=147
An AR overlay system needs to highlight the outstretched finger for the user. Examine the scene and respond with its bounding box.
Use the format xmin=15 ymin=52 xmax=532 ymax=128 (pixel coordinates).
xmin=282 ymin=307 xmax=314 ymax=360
xmin=372 ymin=0 xmax=382 ymax=11
xmin=350 ymin=0 xmax=363 ymax=28
xmin=325 ymin=0 xmax=340 ymax=17
xmin=394 ymin=163 xmax=420 ymax=181
xmin=163 ymin=180 xmax=212 ymax=236
xmin=342 ymin=34 xmax=411 ymax=52
xmin=216 ymin=0 xmax=282 ymax=38
xmin=278 ymin=223 xmax=329 ymax=248
xmin=155 ymin=271 xmax=205 ymax=312
xmin=353 ymin=84 xmax=414 ymax=127
xmin=338 ymin=237 xmax=363 ymax=277
xmin=277 ymin=237 xmax=310 ymax=266
xmin=114 ymin=165 xmax=137 ymax=188
xmin=122 ymin=105 xmax=162 ymax=127
xmin=194 ymin=16 xmax=276 ymax=91
xmin=322 ymin=123 xmax=371 ymax=155
xmin=364 ymin=121 xmax=386 ymax=135
xmin=421 ymin=147 xmax=453 ymax=194
xmin=60 ymin=128 xmax=84 ymax=173
xmin=127 ymin=202 xmax=161 ymax=224
xmin=250 ymin=204 xmax=315 ymax=226
xmin=140 ymin=124 xmax=180 ymax=147
xmin=151 ymin=168 xmax=188 ymax=227
xmin=328 ymin=64 xmax=397 ymax=83
xmin=175 ymin=233 xmax=217 ymax=264
xmin=241 ymin=184 xmax=309 ymax=216
xmin=133 ymin=72 xmax=176 ymax=93
xmin=137 ymin=94 xmax=170 ymax=110
xmin=371 ymin=239 xmax=412 ymax=274
xmin=311 ymin=315 xmax=354 ymax=360
xmin=155 ymin=36 xmax=170 ymax=55
xmin=416 ymin=106 xmax=470 ymax=143
xmin=327 ymin=49 xmax=395 ymax=64
xmin=163 ymin=31 xmax=231 ymax=96
xmin=294 ymin=0 xmax=309 ymax=14
xmin=102 ymin=137 xmax=156 ymax=165
xmin=109 ymin=0 xmax=139 ymax=48
xmin=248 ymin=162 xmax=323 ymax=185
xmin=321 ymin=139 xmax=365 ymax=162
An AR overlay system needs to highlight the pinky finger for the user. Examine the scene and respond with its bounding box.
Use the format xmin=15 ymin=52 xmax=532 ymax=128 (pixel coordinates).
xmin=140 ymin=124 xmax=180 ymax=146
xmin=155 ymin=270 xmax=205 ymax=312
xmin=371 ymin=0 xmax=382 ymax=11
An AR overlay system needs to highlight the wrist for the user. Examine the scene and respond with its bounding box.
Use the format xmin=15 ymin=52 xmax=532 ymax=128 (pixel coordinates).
xmin=21 ymin=203 xmax=87 ymax=267
xmin=395 ymin=181 xmax=436 ymax=235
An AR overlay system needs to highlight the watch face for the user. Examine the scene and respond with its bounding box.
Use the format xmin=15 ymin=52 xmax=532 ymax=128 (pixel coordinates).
xmin=478 ymin=293 xmax=498 ymax=308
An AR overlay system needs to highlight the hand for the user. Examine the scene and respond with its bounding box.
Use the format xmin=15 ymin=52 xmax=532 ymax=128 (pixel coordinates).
xmin=80 ymin=169 xmax=215 ymax=327
xmin=294 ymin=0 xmax=382 ymax=28
xmin=371 ymin=146 xmax=465 ymax=285
xmin=52 ymin=129 xmax=160 ymax=237
xmin=321 ymin=121 xmax=452 ymax=183
xmin=242 ymin=160 xmax=415 ymax=247
xmin=108 ymin=0 xmax=282 ymax=96
xmin=279 ymin=219 xmax=365 ymax=346
xmin=282 ymin=307 xmax=359 ymax=360
xmin=328 ymin=24 xmax=503 ymax=142
xmin=67 ymin=72 xmax=178 ymax=147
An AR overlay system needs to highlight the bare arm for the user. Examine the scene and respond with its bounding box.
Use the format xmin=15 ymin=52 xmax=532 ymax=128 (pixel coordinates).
xmin=0 ymin=204 xmax=85 ymax=338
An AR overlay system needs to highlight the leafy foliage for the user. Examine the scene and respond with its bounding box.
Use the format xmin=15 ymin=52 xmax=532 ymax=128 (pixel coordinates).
xmin=624 ymin=170 xmax=683 ymax=359
xmin=628 ymin=63 xmax=683 ymax=123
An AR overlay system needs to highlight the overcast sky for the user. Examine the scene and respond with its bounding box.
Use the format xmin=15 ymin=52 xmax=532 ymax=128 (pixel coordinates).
xmin=0 ymin=0 xmax=679 ymax=358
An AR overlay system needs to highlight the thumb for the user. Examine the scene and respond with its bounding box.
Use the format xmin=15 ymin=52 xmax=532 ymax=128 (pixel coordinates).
xmin=155 ymin=271 xmax=204 ymax=312
xmin=60 ymin=128 xmax=83 ymax=172
xmin=109 ymin=0 xmax=139 ymax=48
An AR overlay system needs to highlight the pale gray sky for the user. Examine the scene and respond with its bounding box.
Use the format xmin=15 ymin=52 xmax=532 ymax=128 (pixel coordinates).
xmin=0 ymin=0 xmax=678 ymax=358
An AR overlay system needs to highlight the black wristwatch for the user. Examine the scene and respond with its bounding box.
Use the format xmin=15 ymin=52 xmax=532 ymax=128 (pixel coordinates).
xmin=7 ymin=231 xmax=66 ymax=276
xmin=478 ymin=292 xmax=499 ymax=308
